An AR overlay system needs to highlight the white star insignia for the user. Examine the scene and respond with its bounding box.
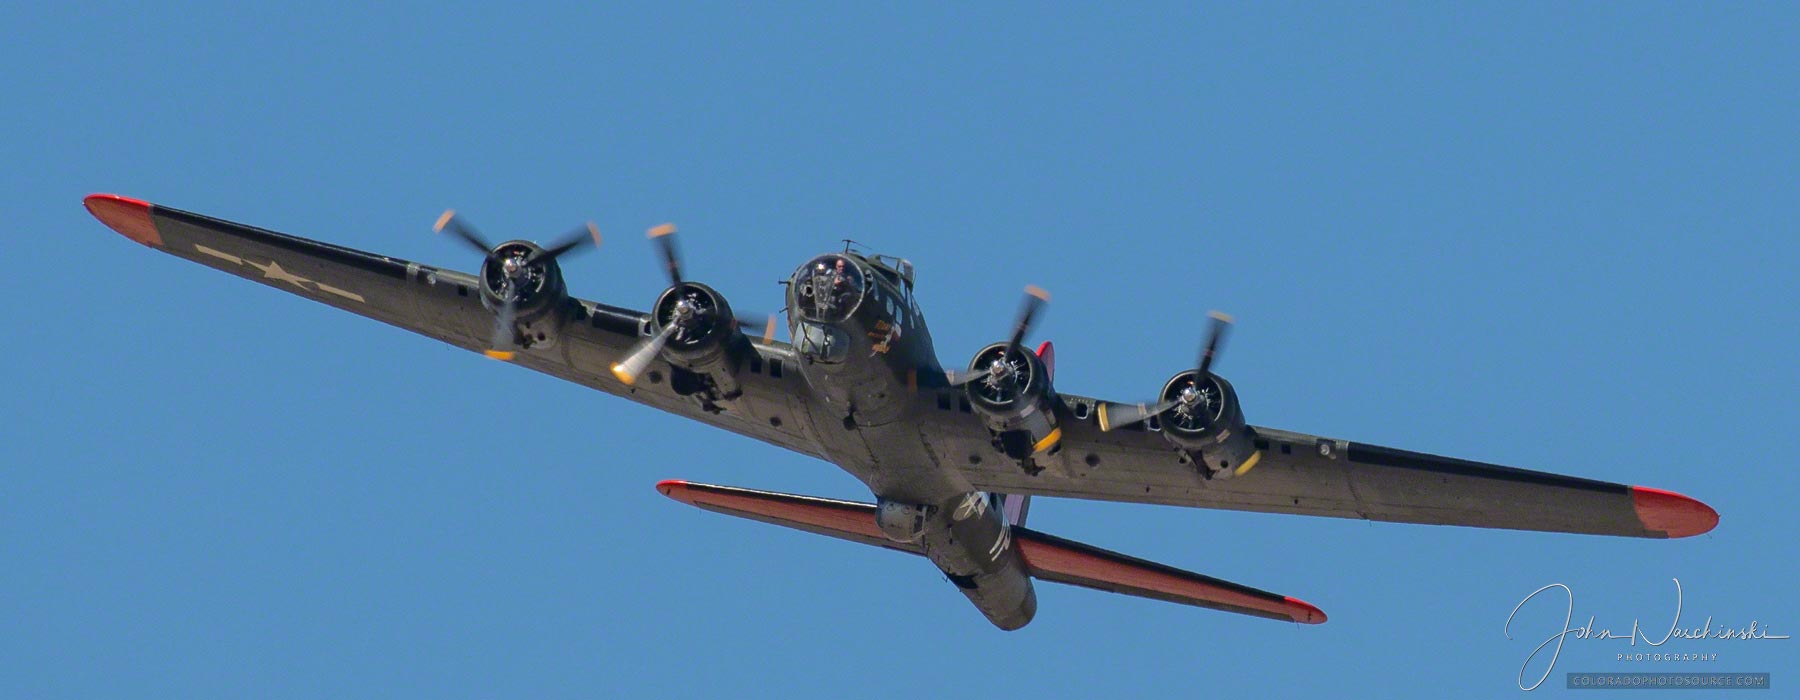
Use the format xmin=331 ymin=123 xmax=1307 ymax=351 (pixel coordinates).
xmin=193 ymin=243 xmax=367 ymax=304
xmin=248 ymin=259 xmax=311 ymax=288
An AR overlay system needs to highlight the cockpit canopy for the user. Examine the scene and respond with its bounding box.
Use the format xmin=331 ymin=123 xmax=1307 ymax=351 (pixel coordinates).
xmin=793 ymin=254 xmax=867 ymax=323
xmin=868 ymin=254 xmax=914 ymax=289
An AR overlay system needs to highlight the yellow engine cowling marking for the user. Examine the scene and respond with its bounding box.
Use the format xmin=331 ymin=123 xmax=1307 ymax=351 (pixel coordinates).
xmin=1032 ymin=427 xmax=1063 ymax=455
xmin=1234 ymin=450 xmax=1263 ymax=477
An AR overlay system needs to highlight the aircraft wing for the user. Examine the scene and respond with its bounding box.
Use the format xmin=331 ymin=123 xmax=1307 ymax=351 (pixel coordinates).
xmin=88 ymin=195 xmax=1716 ymax=542
xmin=931 ymin=398 xmax=1717 ymax=539
xmin=657 ymin=480 xmax=1325 ymax=624
xmin=83 ymin=194 xmax=824 ymax=460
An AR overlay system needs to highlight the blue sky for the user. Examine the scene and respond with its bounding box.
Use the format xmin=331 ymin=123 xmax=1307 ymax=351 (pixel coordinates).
xmin=6 ymin=3 xmax=1796 ymax=697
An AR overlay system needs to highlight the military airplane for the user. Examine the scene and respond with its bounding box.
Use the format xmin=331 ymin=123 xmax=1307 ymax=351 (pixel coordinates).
xmin=84 ymin=194 xmax=1719 ymax=630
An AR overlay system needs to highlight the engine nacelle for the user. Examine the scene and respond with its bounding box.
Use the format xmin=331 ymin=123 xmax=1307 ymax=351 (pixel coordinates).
xmin=1156 ymin=371 xmax=1257 ymax=478
xmin=651 ymin=282 xmax=749 ymax=402
xmin=964 ymin=343 xmax=1063 ymax=468
xmin=478 ymin=240 xmax=571 ymax=349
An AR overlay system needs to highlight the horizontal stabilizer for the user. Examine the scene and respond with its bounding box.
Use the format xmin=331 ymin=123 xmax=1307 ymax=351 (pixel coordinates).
xmin=1016 ymin=530 xmax=1324 ymax=624
xmin=656 ymin=480 xmax=1324 ymax=624
xmin=656 ymin=480 xmax=923 ymax=556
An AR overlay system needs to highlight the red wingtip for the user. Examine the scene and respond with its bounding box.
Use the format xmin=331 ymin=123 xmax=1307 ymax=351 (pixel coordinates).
xmin=655 ymin=479 xmax=690 ymax=500
xmin=84 ymin=193 xmax=161 ymax=247
xmin=1630 ymin=486 xmax=1719 ymax=538
xmin=1284 ymin=596 xmax=1327 ymax=624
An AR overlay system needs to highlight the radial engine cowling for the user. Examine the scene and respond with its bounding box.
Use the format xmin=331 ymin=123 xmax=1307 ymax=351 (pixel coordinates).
xmin=1156 ymin=371 xmax=1256 ymax=478
xmin=479 ymin=240 xmax=571 ymax=344
xmin=651 ymin=282 xmax=748 ymax=401
xmin=965 ymin=343 xmax=1063 ymax=465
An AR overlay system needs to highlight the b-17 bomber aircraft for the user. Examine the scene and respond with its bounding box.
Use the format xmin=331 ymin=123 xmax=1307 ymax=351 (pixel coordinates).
xmin=84 ymin=194 xmax=1720 ymax=630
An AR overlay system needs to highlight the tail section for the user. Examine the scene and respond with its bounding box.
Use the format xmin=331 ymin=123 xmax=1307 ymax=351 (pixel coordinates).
xmin=656 ymin=480 xmax=1324 ymax=625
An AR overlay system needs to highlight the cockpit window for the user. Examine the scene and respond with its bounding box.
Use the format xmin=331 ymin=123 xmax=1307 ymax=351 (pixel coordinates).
xmin=870 ymin=254 xmax=914 ymax=287
xmin=793 ymin=254 xmax=866 ymax=323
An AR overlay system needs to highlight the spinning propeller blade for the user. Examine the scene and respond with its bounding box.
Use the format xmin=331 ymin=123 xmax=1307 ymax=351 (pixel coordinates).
xmin=484 ymin=298 xmax=518 ymax=361
xmin=530 ymin=222 xmax=603 ymax=264
xmin=1198 ymin=311 xmax=1231 ymax=378
xmin=1006 ymin=285 xmax=1051 ymax=357
xmin=609 ymin=221 xmax=782 ymax=382
xmin=735 ymin=312 xmax=781 ymax=345
xmin=948 ymin=285 xmax=1049 ymax=387
xmin=433 ymin=209 xmax=602 ymax=362
xmin=611 ymin=322 xmax=680 ymax=385
xmin=1098 ymin=311 xmax=1235 ymax=432
xmin=433 ymin=210 xmax=493 ymax=255
xmin=649 ymin=223 xmax=682 ymax=286
xmin=1096 ymin=399 xmax=1177 ymax=432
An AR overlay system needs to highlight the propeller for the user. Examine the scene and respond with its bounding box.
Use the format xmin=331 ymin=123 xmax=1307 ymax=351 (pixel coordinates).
xmin=649 ymin=222 xmax=682 ymax=286
xmin=609 ymin=223 xmax=780 ymax=385
xmin=1097 ymin=311 xmax=1233 ymax=432
xmin=434 ymin=209 xmax=494 ymax=255
xmin=1008 ymin=285 xmax=1050 ymax=359
xmin=1197 ymin=310 xmax=1230 ymax=377
xmin=434 ymin=210 xmax=601 ymax=361
xmin=611 ymin=317 xmax=682 ymax=385
xmin=735 ymin=312 xmax=782 ymax=346
xmin=652 ymin=223 xmax=777 ymax=337
xmin=948 ymin=285 xmax=1050 ymax=388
